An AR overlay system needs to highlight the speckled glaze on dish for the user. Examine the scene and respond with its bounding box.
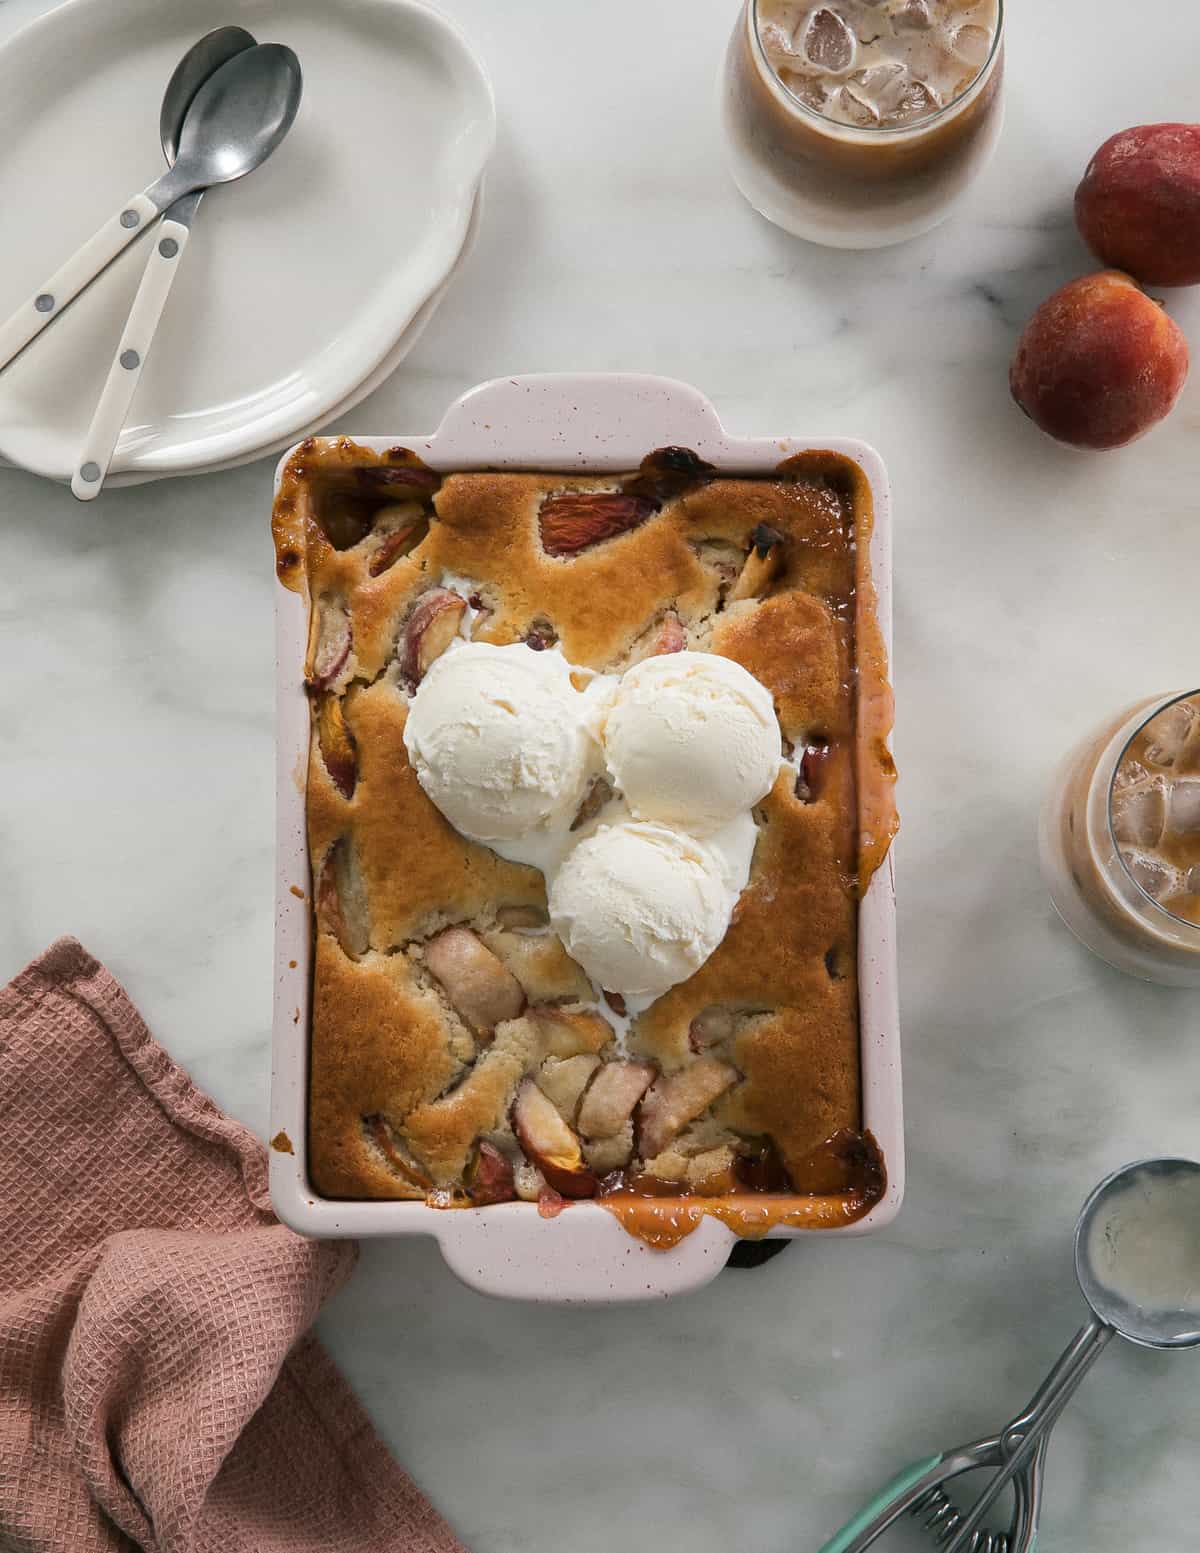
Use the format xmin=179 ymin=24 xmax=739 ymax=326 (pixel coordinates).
xmin=268 ymin=373 xmax=902 ymax=1302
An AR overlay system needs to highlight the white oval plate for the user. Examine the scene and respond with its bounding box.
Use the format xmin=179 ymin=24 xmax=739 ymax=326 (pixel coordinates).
xmin=91 ymin=189 xmax=484 ymax=488
xmin=0 ymin=0 xmax=495 ymax=484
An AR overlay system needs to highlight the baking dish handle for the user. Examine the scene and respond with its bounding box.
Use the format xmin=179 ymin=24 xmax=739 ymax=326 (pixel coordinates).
xmin=432 ymin=1205 xmax=738 ymax=1303
xmin=430 ymin=372 xmax=729 ymax=462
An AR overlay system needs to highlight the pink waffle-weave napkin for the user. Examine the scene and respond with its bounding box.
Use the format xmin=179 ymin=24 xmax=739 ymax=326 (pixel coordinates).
xmin=0 ymin=937 xmax=465 ymax=1553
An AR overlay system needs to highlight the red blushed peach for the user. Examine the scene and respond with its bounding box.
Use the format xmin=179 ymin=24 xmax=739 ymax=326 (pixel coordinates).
xmin=1009 ymin=271 xmax=1189 ymax=450
xmin=1076 ymin=125 xmax=1200 ymax=288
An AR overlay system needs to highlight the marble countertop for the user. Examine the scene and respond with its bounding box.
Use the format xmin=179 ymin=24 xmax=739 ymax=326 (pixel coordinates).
xmin=3 ymin=0 xmax=1199 ymax=1548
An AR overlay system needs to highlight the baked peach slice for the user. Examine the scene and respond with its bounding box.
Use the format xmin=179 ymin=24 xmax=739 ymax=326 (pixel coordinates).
xmin=795 ymin=739 xmax=831 ymax=803
xmin=625 ymin=609 xmax=686 ymax=669
xmin=687 ymin=1006 xmax=736 ymax=1052
xmin=729 ymin=524 xmax=785 ymax=602
xmin=537 ymin=1054 xmax=601 ymax=1125
xmin=316 ymin=694 xmax=357 ymax=799
xmin=401 ymin=588 xmax=466 ymax=686
xmin=577 ymin=1061 xmax=656 ymax=1139
xmin=316 ymin=838 xmax=370 ymax=960
xmin=538 ymin=491 xmax=657 ymax=557
xmin=570 ymin=775 xmax=614 ymax=832
xmin=358 ymin=461 xmax=441 ymax=498
xmin=637 ymin=1057 xmax=738 ymax=1159
xmin=424 ymin=927 xmax=525 ymax=1036
xmin=524 ymin=617 xmax=558 ymax=651
xmin=525 ymin=1004 xmax=611 ymax=1056
xmin=512 ymin=1079 xmax=598 ymax=1198
xmin=465 ymin=1140 xmax=517 ymax=1205
xmin=364 ymin=1114 xmax=431 ymax=1194
xmin=306 ymin=600 xmax=352 ymax=691
xmin=653 ymin=611 xmax=685 ymax=654
xmin=368 ymin=508 xmax=427 ymax=577
xmin=692 ymin=539 xmax=743 ymax=604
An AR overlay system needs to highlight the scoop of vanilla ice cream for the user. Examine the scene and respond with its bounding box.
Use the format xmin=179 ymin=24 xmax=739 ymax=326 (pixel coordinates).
xmin=548 ymin=818 xmax=751 ymax=998
xmin=602 ymin=651 xmax=781 ymax=834
xmin=403 ymin=643 xmax=599 ymax=843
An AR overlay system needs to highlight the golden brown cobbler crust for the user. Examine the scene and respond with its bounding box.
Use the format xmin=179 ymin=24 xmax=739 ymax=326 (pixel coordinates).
xmin=274 ymin=440 xmax=890 ymax=1206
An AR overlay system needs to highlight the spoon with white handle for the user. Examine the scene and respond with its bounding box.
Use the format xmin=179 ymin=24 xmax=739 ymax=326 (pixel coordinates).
xmin=0 ymin=42 xmax=302 ymax=384
xmin=68 ymin=26 xmax=259 ymax=500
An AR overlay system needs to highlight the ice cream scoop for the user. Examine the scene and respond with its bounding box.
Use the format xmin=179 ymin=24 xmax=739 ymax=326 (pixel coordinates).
xmin=548 ymin=814 xmax=757 ymax=999
xmin=602 ymin=651 xmax=781 ymax=834
xmin=403 ymin=642 xmax=603 ymax=845
xmin=818 ymin=1158 xmax=1200 ymax=1553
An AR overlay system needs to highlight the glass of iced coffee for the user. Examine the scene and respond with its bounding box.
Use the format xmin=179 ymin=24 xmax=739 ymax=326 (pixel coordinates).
xmin=1040 ymin=692 xmax=1200 ymax=987
xmin=721 ymin=0 xmax=1004 ymax=247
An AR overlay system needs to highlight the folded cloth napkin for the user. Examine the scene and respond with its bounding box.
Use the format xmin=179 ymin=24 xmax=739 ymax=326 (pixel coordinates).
xmin=0 ymin=938 xmax=465 ymax=1553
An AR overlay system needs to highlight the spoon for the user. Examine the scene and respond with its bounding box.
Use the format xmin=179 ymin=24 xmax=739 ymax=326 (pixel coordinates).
xmin=0 ymin=41 xmax=302 ymax=379
xmin=68 ymin=26 xmax=258 ymax=500
xmin=818 ymin=1157 xmax=1200 ymax=1553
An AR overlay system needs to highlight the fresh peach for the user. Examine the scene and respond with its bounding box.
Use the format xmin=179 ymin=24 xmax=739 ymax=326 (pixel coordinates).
xmin=1009 ymin=271 xmax=1189 ymax=450
xmin=1075 ymin=125 xmax=1200 ymax=288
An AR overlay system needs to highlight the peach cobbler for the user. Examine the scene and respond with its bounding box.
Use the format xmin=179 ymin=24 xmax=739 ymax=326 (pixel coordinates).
xmin=272 ymin=439 xmax=897 ymax=1235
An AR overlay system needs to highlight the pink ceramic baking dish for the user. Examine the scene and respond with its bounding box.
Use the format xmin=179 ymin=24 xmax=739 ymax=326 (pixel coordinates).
xmin=268 ymin=373 xmax=902 ymax=1301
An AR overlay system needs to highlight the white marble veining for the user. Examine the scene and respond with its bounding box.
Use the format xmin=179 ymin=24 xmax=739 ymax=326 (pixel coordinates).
xmin=2 ymin=0 xmax=1199 ymax=1548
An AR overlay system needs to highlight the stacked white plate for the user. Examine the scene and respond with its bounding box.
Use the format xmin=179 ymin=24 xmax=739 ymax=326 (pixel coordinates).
xmin=0 ymin=0 xmax=495 ymax=487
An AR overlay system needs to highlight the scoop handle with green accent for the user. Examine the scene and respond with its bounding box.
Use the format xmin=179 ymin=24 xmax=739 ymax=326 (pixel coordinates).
xmin=817 ymin=1454 xmax=946 ymax=1553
